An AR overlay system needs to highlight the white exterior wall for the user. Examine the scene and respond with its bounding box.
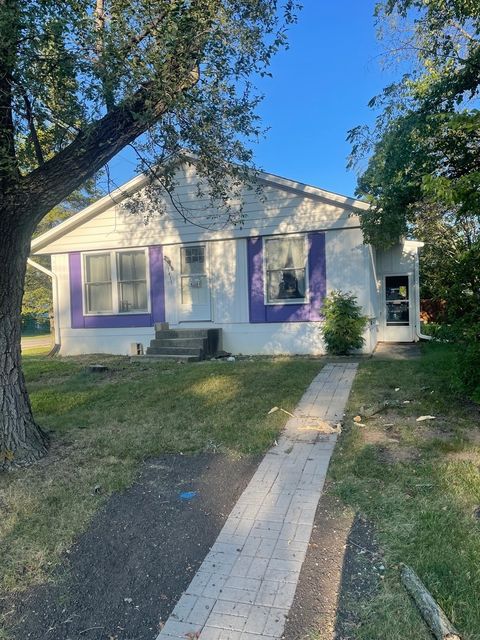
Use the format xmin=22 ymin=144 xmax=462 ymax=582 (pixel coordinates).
xmin=41 ymin=164 xmax=384 ymax=357
xmin=51 ymin=227 xmax=378 ymax=356
xmin=34 ymin=165 xmax=362 ymax=255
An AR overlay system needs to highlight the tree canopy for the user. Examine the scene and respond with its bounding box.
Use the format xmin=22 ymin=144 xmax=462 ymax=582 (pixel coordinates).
xmin=350 ymin=0 xmax=480 ymax=398
xmin=0 ymin=0 xmax=299 ymax=467
xmin=2 ymin=0 xmax=298 ymax=223
xmin=349 ymin=0 xmax=480 ymax=250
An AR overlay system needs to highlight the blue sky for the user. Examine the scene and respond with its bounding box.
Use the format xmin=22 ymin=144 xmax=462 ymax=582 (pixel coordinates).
xmin=108 ymin=1 xmax=396 ymax=199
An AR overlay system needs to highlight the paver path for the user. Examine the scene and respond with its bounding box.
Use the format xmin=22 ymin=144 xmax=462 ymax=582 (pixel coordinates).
xmin=157 ymin=362 xmax=358 ymax=640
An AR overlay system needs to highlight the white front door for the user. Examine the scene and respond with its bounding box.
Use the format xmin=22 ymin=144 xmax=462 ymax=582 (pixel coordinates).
xmin=383 ymin=274 xmax=414 ymax=342
xmin=178 ymin=244 xmax=212 ymax=322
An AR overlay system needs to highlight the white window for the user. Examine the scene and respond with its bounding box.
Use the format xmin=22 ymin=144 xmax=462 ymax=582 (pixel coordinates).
xmin=84 ymin=253 xmax=113 ymax=313
xmin=83 ymin=249 xmax=149 ymax=314
xmin=264 ymin=235 xmax=308 ymax=304
xmin=117 ymin=251 xmax=148 ymax=312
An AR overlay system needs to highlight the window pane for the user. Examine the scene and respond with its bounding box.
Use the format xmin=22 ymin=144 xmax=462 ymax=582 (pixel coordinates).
xmin=386 ymin=301 xmax=410 ymax=325
xmin=118 ymin=251 xmax=146 ymax=281
xmin=265 ymin=237 xmax=306 ymax=271
xmin=118 ymin=281 xmax=148 ymax=312
xmin=85 ymin=253 xmax=111 ymax=283
xmin=385 ymin=275 xmax=409 ymax=300
xmin=267 ymin=268 xmax=306 ymax=302
xmin=181 ymin=246 xmax=205 ymax=275
xmin=86 ymin=283 xmax=112 ymax=312
xmin=385 ymin=276 xmax=409 ymax=325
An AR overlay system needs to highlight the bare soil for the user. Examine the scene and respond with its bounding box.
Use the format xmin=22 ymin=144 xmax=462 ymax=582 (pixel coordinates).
xmin=3 ymin=452 xmax=259 ymax=640
xmin=283 ymin=490 xmax=382 ymax=640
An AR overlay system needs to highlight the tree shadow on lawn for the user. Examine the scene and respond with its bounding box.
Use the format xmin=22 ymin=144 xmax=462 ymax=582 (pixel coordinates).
xmin=4 ymin=452 xmax=260 ymax=640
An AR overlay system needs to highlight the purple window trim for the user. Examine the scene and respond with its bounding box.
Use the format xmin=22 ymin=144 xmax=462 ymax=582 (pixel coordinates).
xmin=247 ymin=233 xmax=326 ymax=323
xmin=69 ymin=246 xmax=165 ymax=329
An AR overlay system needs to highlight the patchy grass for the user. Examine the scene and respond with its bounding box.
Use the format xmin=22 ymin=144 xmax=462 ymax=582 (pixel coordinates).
xmin=0 ymin=355 xmax=321 ymax=609
xmin=328 ymin=343 xmax=480 ymax=640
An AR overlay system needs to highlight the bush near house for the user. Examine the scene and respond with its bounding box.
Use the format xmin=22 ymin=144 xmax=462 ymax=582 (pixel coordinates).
xmin=321 ymin=290 xmax=368 ymax=355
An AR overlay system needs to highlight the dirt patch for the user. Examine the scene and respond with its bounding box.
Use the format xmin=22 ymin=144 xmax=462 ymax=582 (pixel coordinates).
xmin=283 ymin=491 xmax=382 ymax=640
xmin=362 ymin=427 xmax=400 ymax=446
xmin=463 ymin=429 xmax=480 ymax=446
xmin=417 ymin=426 xmax=456 ymax=442
xmin=3 ymin=452 xmax=259 ymax=640
xmin=376 ymin=444 xmax=421 ymax=464
xmin=445 ymin=450 xmax=480 ymax=464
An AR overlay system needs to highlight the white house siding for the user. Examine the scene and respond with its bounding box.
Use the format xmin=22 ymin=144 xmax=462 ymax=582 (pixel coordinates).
xmin=33 ymin=165 xmax=362 ymax=255
xmin=50 ymin=226 xmax=378 ymax=356
xmin=36 ymin=164 xmax=386 ymax=356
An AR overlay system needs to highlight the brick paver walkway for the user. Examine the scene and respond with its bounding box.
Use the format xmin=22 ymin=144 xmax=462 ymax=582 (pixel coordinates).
xmin=157 ymin=362 xmax=358 ymax=639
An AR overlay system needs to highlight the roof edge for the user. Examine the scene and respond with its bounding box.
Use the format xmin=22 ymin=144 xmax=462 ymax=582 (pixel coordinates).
xmin=32 ymin=157 xmax=369 ymax=253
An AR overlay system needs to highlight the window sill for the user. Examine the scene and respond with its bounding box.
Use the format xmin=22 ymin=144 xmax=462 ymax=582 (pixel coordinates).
xmin=265 ymin=299 xmax=309 ymax=306
xmin=84 ymin=310 xmax=150 ymax=317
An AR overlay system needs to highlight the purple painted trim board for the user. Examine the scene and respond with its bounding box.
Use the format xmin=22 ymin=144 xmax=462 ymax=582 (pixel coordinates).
xmin=69 ymin=246 xmax=165 ymax=328
xmin=247 ymin=232 xmax=326 ymax=323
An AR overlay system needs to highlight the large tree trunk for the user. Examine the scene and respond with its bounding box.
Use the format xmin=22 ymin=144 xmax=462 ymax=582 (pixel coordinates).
xmin=0 ymin=212 xmax=49 ymax=468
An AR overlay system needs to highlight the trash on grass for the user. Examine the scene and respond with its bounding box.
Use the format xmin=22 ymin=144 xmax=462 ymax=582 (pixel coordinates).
xmin=179 ymin=491 xmax=198 ymax=501
xmin=299 ymin=421 xmax=341 ymax=434
xmin=353 ymin=415 xmax=362 ymax=423
xmin=416 ymin=415 xmax=436 ymax=422
xmin=268 ymin=406 xmax=294 ymax=417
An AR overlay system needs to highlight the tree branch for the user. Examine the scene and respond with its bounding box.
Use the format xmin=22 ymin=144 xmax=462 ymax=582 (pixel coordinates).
xmin=21 ymin=65 xmax=201 ymax=224
xmin=19 ymin=86 xmax=45 ymax=166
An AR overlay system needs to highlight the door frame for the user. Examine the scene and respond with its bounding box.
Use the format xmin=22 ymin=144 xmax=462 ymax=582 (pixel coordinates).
xmin=177 ymin=242 xmax=212 ymax=323
xmin=381 ymin=272 xmax=414 ymax=342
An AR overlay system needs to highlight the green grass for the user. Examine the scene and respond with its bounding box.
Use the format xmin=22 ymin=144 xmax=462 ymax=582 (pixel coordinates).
xmin=327 ymin=343 xmax=480 ymax=640
xmin=0 ymin=355 xmax=322 ymax=605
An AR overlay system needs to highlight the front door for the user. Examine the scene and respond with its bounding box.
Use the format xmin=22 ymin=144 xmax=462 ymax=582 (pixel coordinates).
xmin=178 ymin=244 xmax=211 ymax=322
xmin=383 ymin=275 xmax=414 ymax=342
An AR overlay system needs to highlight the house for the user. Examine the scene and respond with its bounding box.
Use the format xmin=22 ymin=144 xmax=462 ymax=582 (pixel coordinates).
xmin=30 ymin=161 xmax=423 ymax=358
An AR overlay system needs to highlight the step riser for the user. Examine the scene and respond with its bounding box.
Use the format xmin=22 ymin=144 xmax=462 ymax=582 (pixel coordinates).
xmin=143 ymin=327 xmax=221 ymax=362
xmin=150 ymin=338 xmax=208 ymax=349
xmin=146 ymin=347 xmax=204 ymax=356
xmin=132 ymin=354 xmax=199 ymax=362
xmin=155 ymin=330 xmax=211 ymax=340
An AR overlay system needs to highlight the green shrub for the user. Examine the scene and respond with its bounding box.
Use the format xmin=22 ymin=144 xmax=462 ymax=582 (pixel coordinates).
xmin=452 ymin=323 xmax=480 ymax=399
xmin=321 ymin=290 xmax=368 ymax=355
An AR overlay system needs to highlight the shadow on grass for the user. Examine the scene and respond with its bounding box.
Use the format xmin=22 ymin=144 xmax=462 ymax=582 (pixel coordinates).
xmin=0 ymin=355 xmax=323 ymax=622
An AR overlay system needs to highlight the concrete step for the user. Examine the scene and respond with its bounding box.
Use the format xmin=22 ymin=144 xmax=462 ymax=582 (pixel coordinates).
xmin=149 ymin=337 xmax=208 ymax=349
xmin=146 ymin=346 xmax=203 ymax=356
xmin=131 ymin=354 xmax=200 ymax=362
xmin=154 ymin=329 xmax=213 ymax=340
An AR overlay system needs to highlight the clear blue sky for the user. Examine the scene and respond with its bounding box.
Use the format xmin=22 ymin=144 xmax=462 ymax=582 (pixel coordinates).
xmin=108 ymin=1 xmax=396 ymax=199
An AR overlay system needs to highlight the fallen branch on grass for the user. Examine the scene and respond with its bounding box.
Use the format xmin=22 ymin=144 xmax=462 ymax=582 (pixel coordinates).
xmin=401 ymin=564 xmax=462 ymax=640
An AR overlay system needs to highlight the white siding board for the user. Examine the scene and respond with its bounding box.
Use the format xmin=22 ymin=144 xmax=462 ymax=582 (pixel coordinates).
xmin=34 ymin=165 xmax=362 ymax=255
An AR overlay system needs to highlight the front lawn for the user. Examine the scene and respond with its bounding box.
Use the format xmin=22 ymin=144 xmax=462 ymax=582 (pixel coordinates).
xmin=0 ymin=355 xmax=321 ymax=609
xmin=328 ymin=344 xmax=480 ymax=640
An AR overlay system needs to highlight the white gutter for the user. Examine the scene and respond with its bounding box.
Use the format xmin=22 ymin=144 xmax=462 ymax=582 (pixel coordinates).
xmin=27 ymin=258 xmax=61 ymax=351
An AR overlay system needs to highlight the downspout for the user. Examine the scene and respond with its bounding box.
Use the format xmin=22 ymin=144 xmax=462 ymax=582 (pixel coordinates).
xmin=413 ymin=249 xmax=432 ymax=341
xmin=27 ymin=258 xmax=61 ymax=354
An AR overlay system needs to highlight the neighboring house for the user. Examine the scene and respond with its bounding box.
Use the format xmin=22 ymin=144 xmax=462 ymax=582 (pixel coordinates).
xmin=31 ymin=161 xmax=423 ymax=358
